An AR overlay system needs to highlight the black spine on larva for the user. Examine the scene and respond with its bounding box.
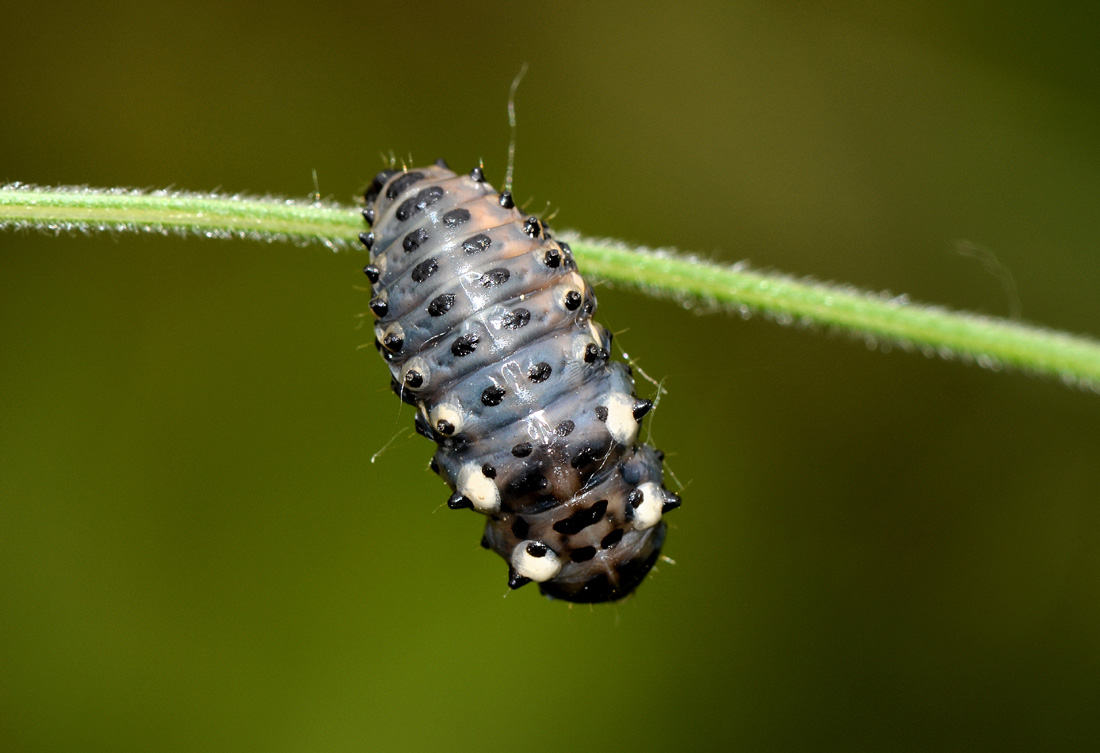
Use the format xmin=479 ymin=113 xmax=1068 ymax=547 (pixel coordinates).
xmin=362 ymin=162 xmax=680 ymax=602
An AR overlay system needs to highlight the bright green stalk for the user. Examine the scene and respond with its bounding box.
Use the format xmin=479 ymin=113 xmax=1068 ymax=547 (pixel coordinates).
xmin=0 ymin=183 xmax=363 ymax=248
xmin=3 ymin=183 xmax=1099 ymax=391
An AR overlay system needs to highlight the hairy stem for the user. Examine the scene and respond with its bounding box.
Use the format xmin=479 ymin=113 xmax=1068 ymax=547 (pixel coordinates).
xmin=0 ymin=183 xmax=362 ymax=248
xmin=4 ymin=183 xmax=1099 ymax=391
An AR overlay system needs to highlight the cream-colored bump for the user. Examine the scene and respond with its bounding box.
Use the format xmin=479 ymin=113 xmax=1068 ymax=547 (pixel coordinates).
xmin=605 ymin=392 xmax=639 ymax=446
xmin=571 ymin=334 xmax=593 ymax=362
xmin=511 ymin=542 xmax=562 ymax=583
xmin=377 ymin=322 xmax=405 ymax=352
xmin=431 ymin=403 xmax=463 ymax=435
xmin=457 ymin=463 xmax=500 ymax=513
xmin=631 ymin=482 xmax=664 ymax=530
xmin=559 ymin=273 xmax=585 ymax=311
xmin=401 ymin=357 xmax=430 ymax=391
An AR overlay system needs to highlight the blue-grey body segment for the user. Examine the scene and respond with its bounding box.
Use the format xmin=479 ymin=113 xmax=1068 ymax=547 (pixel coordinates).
xmin=363 ymin=162 xmax=680 ymax=602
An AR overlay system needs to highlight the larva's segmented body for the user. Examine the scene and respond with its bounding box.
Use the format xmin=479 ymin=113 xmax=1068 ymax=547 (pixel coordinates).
xmin=361 ymin=160 xmax=680 ymax=602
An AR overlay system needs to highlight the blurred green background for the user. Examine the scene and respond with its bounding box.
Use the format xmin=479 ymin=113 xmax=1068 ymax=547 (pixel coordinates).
xmin=3 ymin=1 xmax=1099 ymax=750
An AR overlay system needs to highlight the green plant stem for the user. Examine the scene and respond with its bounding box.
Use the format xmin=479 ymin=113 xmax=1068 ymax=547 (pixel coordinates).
xmin=563 ymin=236 xmax=1100 ymax=390
xmin=4 ymin=184 xmax=1099 ymax=391
xmin=0 ymin=183 xmax=363 ymax=248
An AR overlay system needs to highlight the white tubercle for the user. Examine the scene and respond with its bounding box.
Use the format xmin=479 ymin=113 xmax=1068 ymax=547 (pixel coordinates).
xmin=378 ymin=321 xmax=404 ymax=343
xmin=401 ymin=357 xmax=430 ymax=391
xmin=605 ymin=392 xmax=640 ymax=446
xmin=456 ymin=463 xmax=501 ymax=513
xmin=431 ymin=403 xmax=463 ymax=434
xmin=631 ymin=482 xmax=665 ymax=530
xmin=511 ymin=541 xmax=562 ymax=583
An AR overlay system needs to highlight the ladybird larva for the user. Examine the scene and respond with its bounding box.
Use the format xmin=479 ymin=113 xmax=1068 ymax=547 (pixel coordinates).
xmin=361 ymin=159 xmax=680 ymax=602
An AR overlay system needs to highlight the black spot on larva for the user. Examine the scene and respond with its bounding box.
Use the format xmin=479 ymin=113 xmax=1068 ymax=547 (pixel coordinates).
xmin=509 ymin=572 xmax=532 ymax=589
xmin=358 ymin=232 xmax=375 ymax=250
xmin=447 ymin=492 xmax=472 ymax=510
xmin=528 ymin=362 xmax=552 ymax=382
xmin=560 ymin=241 xmax=572 ymax=254
xmin=443 ymin=208 xmax=471 ymax=227
xmin=403 ymin=228 xmax=429 ymax=253
xmin=395 ymin=186 xmax=444 ymax=222
xmin=410 ymin=257 xmax=438 ymax=283
xmin=481 ymin=464 xmax=496 ymax=479
xmin=365 ymin=169 xmax=398 ymax=205
xmin=570 ymin=547 xmax=597 ymax=563
xmin=480 ymin=534 xmax=491 ymax=549
xmin=404 ymin=370 xmax=423 ymax=389
xmin=437 ymin=419 xmax=455 ymax=436
xmin=499 ymin=192 xmax=514 ymax=209
xmin=361 ymin=207 xmax=375 ymax=227
xmin=584 ymin=344 xmax=606 ymax=363
xmin=570 ymin=445 xmax=601 ymax=470
xmin=386 ymin=171 xmax=425 ymax=200
xmin=628 ymin=489 xmax=644 ymax=509
xmin=428 ymin=293 xmax=455 ymax=317
xmin=511 ymin=517 xmax=529 ymax=539
xmin=363 ymin=265 xmax=380 ymax=283
xmin=479 ymin=268 xmax=510 ymax=287
xmin=553 ymin=499 xmax=609 ymax=535
xmin=522 ymin=217 xmax=540 ymax=237
xmin=601 ymin=529 xmax=624 ymax=549
xmin=555 ymin=420 xmax=575 ymax=436
xmin=451 ymin=333 xmax=479 ymax=357
xmin=565 ymin=291 xmax=582 ymax=311
xmin=583 ymin=301 xmax=595 ymax=316
xmin=429 ymin=457 xmax=440 ymax=474
xmin=512 ymin=442 xmax=533 ymax=458
xmin=509 ymin=471 xmax=548 ymax=495
xmin=501 ymin=308 xmax=530 ymax=329
xmin=369 ymin=297 xmax=388 ymax=317
xmin=382 ymin=333 xmax=404 ymax=352
xmin=470 ymin=166 xmax=485 ymax=182
xmin=656 ymin=449 xmax=665 ymax=462
xmin=633 ymin=399 xmax=653 ymax=421
xmin=481 ymin=385 xmax=506 ymax=406
xmin=526 ymin=542 xmax=548 ymax=557
xmin=462 ymin=233 xmax=492 ymax=255
xmin=663 ymin=493 xmax=682 ymax=513
xmin=544 ymin=248 xmax=561 ymax=268
xmin=595 ymin=406 xmax=609 ymax=422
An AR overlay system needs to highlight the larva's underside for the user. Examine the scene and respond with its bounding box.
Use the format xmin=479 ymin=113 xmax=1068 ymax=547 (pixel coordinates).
xmin=361 ymin=160 xmax=680 ymax=602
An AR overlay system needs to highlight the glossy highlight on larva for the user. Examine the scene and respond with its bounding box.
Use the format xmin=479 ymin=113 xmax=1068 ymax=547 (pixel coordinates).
xmin=361 ymin=160 xmax=680 ymax=602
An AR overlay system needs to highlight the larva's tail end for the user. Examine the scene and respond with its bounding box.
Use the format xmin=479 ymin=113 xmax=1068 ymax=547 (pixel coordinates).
xmin=537 ymin=523 xmax=667 ymax=604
